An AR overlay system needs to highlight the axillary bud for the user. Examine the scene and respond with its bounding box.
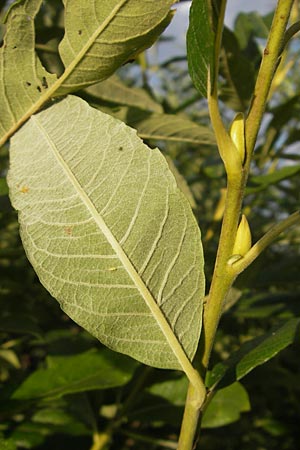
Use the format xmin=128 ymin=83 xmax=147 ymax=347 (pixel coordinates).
xmin=232 ymin=214 xmax=252 ymax=257
xmin=229 ymin=113 xmax=246 ymax=164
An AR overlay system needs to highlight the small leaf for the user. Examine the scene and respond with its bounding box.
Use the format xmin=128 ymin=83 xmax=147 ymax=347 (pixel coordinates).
xmin=8 ymin=95 xmax=205 ymax=371
xmin=84 ymin=75 xmax=163 ymax=113
xmin=202 ymin=382 xmax=250 ymax=428
xmin=219 ymin=28 xmax=255 ymax=111
xmin=207 ymin=318 xmax=300 ymax=388
xmin=250 ymin=164 xmax=300 ymax=186
xmin=12 ymin=349 xmax=137 ymax=400
xmin=187 ymin=0 xmax=215 ymax=97
xmin=131 ymin=112 xmax=216 ymax=146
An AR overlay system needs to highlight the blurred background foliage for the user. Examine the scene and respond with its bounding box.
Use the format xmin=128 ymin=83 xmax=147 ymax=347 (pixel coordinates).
xmin=0 ymin=1 xmax=299 ymax=449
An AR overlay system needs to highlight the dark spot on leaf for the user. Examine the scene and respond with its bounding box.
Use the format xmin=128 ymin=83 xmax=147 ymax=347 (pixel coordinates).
xmin=37 ymin=86 xmax=42 ymax=92
xmin=25 ymin=81 xmax=31 ymax=87
xmin=42 ymin=76 xmax=48 ymax=89
xmin=264 ymin=48 xmax=269 ymax=56
xmin=118 ymin=146 xmax=123 ymax=151
xmin=13 ymin=45 xmax=17 ymax=49
xmin=64 ymin=226 xmax=72 ymax=235
xmin=78 ymin=30 xmax=82 ymax=35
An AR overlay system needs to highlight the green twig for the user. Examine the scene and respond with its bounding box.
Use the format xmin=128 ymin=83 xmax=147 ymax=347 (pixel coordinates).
xmin=201 ymin=0 xmax=295 ymax=374
xmin=177 ymin=383 xmax=203 ymax=450
xmin=199 ymin=173 xmax=245 ymax=371
xmin=229 ymin=210 xmax=300 ymax=276
xmin=245 ymin=0 xmax=294 ymax=161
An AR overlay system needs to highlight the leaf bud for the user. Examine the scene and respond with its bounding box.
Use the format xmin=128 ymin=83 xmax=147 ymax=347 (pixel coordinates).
xmin=229 ymin=113 xmax=246 ymax=164
xmin=232 ymin=214 xmax=252 ymax=257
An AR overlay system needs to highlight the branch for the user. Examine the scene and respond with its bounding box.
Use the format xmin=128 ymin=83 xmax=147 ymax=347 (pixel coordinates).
xmin=245 ymin=0 xmax=294 ymax=160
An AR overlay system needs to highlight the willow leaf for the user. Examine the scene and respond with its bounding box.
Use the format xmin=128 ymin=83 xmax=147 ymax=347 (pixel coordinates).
xmin=0 ymin=0 xmax=57 ymax=141
xmin=131 ymin=113 xmax=216 ymax=145
xmin=8 ymin=95 xmax=205 ymax=371
xmin=57 ymin=0 xmax=175 ymax=94
xmin=84 ymin=75 xmax=163 ymax=113
xmin=0 ymin=0 xmax=175 ymax=147
xmin=187 ymin=0 xmax=214 ymax=98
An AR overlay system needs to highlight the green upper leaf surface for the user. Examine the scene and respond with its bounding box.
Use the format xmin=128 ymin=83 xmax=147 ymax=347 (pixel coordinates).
xmin=12 ymin=349 xmax=137 ymax=400
xmin=187 ymin=0 xmax=214 ymax=97
xmin=57 ymin=0 xmax=175 ymax=94
xmin=207 ymin=318 xmax=300 ymax=389
xmin=8 ymin=95 xmax=205 ymax=371
xmin=202 ymin=382 xmax=250 ymax=428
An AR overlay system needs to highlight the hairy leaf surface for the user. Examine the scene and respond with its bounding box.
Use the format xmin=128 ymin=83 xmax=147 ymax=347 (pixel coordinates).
xmin=8 ymin=95 xmax=205 ymax=370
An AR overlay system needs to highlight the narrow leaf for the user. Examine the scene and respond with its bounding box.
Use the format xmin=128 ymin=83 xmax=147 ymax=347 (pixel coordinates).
xmin=12 ymin=349 xmax=137 ymax=400
xmin=84 ymin=75 xmax=163 ymax=113
xmin=187 ymin=0 xmax=215 ymax=97
xmin=131 ymin=112 xmax=216 ymax=146
xmin=8 ymin=95 xmax=205 ymax=371
xmin=250 ymin=164 xmax=300 ymax=186
xmin=207 ymin=318 xmax=300 ymax=388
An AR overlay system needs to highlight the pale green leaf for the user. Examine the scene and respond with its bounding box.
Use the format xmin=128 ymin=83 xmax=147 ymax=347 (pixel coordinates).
xmin=8 ymin=95 xmax=205 ymax=371
xmin=57 ymin=0 xmax=175 ymax=94
xmin=84 ymin=75 xmax=163 ymax=113
xmin=131 ymin=112 xmax=216 ymax=146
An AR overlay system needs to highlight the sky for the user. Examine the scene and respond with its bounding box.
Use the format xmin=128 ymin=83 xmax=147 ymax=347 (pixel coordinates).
xmin=150 ymin=0 xmax=277 ymax=62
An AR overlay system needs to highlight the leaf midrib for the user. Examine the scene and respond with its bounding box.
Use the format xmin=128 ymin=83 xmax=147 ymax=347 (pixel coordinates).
xmin=31 ymin=113 xmax=196 ymax=379
xmin=0 ymin=0 xmax=129 ymax=147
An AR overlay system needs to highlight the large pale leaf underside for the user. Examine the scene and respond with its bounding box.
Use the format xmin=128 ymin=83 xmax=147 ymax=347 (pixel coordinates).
xmin=8 ymin=96 xmax=205 ymax=370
